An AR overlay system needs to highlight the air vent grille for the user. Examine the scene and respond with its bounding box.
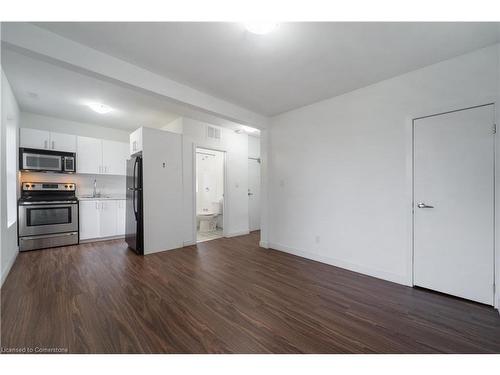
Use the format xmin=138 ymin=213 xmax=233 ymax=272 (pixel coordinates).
xmin=207 ymin=125 xmax=221 ymax=141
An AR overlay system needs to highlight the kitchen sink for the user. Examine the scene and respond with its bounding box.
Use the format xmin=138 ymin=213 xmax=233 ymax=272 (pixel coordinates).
xmin=79 ymin=194 xmax=112 ymax=199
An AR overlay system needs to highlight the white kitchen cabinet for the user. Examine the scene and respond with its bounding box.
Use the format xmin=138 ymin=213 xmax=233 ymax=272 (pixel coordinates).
xmin=116 ymin=200 xmax=126 ymax=236
xmin=49 ymin=131 xmax=77 ymax=152
xmin=130 ymin=127 xmax=143 ymax=155
xmin=20 ymin=128 xmax=50 ymax=149
xmin=77 ymin=136 xmax=102 ymax=174
xmin=79 ymin=201 xmax=101 ymax=240
xmin=99 ymin=200 xmax=118 ymax=238
xmin=77 ymin=136 xmax=128 ymax=175
xmin=20 ymin=128 xmax=76 ymax=152
xmin=102 ymin=140 xmax=129 ymax=175
xmin=79 ymin=199 xmax=126 ymax=240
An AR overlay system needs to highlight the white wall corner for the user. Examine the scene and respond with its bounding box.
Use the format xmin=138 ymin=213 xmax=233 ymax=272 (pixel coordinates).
xmin=1 ymin=246 xmax=18 ymax=287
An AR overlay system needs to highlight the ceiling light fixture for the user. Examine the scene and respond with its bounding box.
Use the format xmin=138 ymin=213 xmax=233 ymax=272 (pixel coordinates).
xmin=87 ymin=102 xmax=113 ymax=114
xmin=244 ymin=23 xmax=279 ymax=35
xmin=241 ymin=125 xmax=259 ymax=133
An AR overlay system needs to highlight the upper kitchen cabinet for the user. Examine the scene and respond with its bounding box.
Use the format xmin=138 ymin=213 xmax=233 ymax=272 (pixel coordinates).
xmin=20 ymin=128 xmax=76 ymax=152
xmin=77 ymin=136 xmax=102 ymax=174
xmin=130 ymin=127 xmax=143 ymax=155
xmin=20 ymin=128 xmax=50 ymax=149
xmin=102 ymin=140 xmax=129 ymax=175
xmin=77 ymin=136 xmax=128 ymax=175
xmin=49 ymin=132 xmax=77 ymax=153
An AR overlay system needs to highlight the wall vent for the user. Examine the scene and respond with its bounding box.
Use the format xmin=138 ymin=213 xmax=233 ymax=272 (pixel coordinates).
xmin=206 ymin=125 xmax=221 ymax=141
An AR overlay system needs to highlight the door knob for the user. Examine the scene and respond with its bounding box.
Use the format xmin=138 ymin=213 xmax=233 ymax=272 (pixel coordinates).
xmin=417 ymin=202 xmax=434 ymax=209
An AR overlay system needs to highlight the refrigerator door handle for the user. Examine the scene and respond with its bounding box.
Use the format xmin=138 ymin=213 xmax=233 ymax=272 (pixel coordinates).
xmin=133 ymin=157 xmax=138 ymax=219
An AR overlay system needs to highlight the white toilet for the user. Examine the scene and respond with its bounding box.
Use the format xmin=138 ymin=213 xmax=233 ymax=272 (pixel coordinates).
xmin=197 ymin=201 xmax=223 ymax=233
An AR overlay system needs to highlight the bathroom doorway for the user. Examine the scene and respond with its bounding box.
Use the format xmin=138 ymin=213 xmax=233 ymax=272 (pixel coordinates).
xmin=195 ymin=147 xmax=225 ymax=243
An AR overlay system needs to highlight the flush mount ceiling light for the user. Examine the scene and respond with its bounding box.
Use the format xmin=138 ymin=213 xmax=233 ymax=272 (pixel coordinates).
xmin=236 ymin=125 xmax=260 ymax=135
xmin=241 ymin=125 xmax=259 ymax=133
xmin=87 ymin=102 xmax=113 ymax=114
xmin=244 ymin=23 xmax=279 ymax=35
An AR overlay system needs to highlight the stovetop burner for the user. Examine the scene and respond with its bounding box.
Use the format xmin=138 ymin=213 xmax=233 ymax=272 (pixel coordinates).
xmin=19 ymin=182 xmax=78 ymax=203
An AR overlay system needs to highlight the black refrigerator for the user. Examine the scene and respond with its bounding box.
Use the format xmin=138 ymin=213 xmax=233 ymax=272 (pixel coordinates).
xmin=126 ymin=155 xmax=144 ymax=254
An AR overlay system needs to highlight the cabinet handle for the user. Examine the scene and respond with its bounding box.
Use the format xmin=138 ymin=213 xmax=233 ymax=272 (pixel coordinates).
xmin=52 ymin=140 xmax=55 ymax=149
xmin=44 ymin=140 xmax=48 ymax=149
xmin=95 ymin=202 xmax=98 ymax=209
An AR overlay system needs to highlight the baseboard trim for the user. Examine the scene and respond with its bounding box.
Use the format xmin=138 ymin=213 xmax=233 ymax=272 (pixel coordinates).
xmin=259 ymin=241 xmax=269 ymax=249
xmin=183 ymin=240 xmax=197 ymax=246
xmin=1 ymin=247 xmax=19 ymax=287
xmin=79 ymin=235 xmax=125 ymax=244
xmin=224 ymin=230 xmax=250 ymax=238
xmin=268 ymin=242 xmax=409 ymax=286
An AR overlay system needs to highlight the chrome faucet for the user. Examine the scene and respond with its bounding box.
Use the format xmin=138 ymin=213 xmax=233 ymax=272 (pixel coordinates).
xmin=93 ymin=178 xmax=97 ymax=198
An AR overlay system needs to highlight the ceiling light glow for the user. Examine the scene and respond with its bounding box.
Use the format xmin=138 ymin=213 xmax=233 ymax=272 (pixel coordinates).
xmin=87 ymin=102 xmax=113 ymax=114
xmin=241 ymin=125 xmax=259 ymax=133
xmin=244 ymin=23 xmax=279 ymax=35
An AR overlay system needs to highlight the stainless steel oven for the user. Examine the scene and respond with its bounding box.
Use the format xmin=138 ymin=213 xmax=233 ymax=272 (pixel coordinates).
xmin=19 ymin=202 xmax=78 ymax=236
xmin=20 ymin=148 xmax=76 ymax=173
xmin=18 ymin=182 xmax=79 ymax=251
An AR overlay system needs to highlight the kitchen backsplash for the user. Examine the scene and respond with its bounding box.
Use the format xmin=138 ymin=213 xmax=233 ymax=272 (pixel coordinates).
xmin=20 ymin=172 xmax=126 ymax=197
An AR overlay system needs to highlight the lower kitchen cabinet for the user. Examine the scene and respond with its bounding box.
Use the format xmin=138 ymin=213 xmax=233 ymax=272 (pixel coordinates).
xmin=79 ymin=201 xmax=101 ymax=240
xmin=79 ymin=199 xmax=126 ymax=241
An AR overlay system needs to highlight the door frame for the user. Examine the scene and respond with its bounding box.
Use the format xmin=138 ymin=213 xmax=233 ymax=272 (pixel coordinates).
xmin=192 ymin=145 xmax=228 ymax=242
xmin=248 ymin=156 xmax=261 ymax=232
xmin=409 ymin=102 xmax=496 ymax=306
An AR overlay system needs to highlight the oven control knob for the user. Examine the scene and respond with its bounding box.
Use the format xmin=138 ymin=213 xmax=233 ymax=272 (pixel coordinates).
xmin=65 ymin=185 xmax=68 ymax=188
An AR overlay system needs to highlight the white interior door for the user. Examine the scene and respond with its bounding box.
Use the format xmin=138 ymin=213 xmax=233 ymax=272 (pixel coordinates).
xmin=413 ymin=105 xmax=495 ymax=305
xmin=248 ymin=158 xmax=261 ymax=231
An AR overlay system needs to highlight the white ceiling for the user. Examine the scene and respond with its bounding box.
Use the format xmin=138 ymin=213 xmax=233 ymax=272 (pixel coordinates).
xmin=1 ymin=48 xmax=181 ymax=131
xmin=34 ymin=22 xmax=500 ymax=116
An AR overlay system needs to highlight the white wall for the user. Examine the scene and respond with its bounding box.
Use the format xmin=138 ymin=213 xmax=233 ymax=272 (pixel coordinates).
xmin=267 ymin=44 xmax=499 ymax=289
xmin=178 ymin=117 xmax=249 ymax=244
xmin=141 ymin=127 xmax=183 ymax=254
xmin=1 ymin=69 xmax=20 ymax=285
xmin=20 ymin=112 xmax=129 ymax=142
xmin=248 ymin=135 xmax=260 ymax=159
xmin=162 ymin=117 xmax=183 ymax=134
xmin=496 ymin=44 xmax=500 ymax=310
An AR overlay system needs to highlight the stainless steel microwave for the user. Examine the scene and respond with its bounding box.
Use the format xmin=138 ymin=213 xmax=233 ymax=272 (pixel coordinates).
xmin=19 ymin=148 xmax=76 ymax=173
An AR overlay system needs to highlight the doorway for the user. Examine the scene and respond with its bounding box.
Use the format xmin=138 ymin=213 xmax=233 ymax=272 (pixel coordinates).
xmin=195 ymin=147 xmax=225 ymax=243
xmin=412 ymin=104 xmax=495 ymax=305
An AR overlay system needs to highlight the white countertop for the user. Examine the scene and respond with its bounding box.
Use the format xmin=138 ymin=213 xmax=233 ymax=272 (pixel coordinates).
xmin=77 ymin=195 xmax=126 ymax=201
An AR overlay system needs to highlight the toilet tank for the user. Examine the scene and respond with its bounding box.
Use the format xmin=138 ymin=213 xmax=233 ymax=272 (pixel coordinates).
xmin=211 ymin=201 xmax=222 ymax=214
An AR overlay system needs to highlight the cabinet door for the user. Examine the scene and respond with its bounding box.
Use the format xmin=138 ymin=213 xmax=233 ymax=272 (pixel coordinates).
xmin=116 ymin=200 xmax=126 ymax=236
xmin=130 ymin=128 xmax=142 ymax=155
xmin=49 ymin=132 xmax=77 ymax=152
xmin=77 ymin=136 xmax=102 ymax=174
xmin=100 ymin=200 xmax=118 ymax=237
xmin=102 ymin=140 xmax=129 ymax=175
xmin=20 ymin=128 xmax=50 ymax=149
xmin=79 ymin=201 xmax=101 ymax=240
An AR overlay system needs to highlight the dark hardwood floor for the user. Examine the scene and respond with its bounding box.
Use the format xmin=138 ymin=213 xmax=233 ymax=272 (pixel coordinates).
xmin=1 ymin=231 xmax=500 ymax=353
